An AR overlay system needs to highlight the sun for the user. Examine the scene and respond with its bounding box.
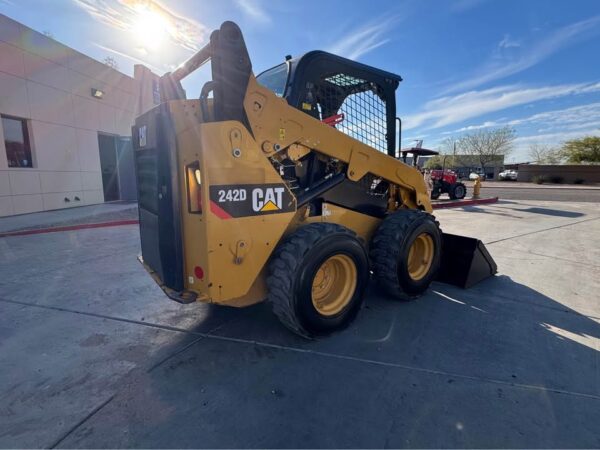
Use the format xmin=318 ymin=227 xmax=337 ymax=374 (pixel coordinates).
xmin=132 ymin=9 xmax=169 ymax=51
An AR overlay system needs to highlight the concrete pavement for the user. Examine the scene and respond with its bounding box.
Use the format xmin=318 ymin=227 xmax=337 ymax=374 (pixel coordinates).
xmin=0 ymin=200 xmax=599 ymax=448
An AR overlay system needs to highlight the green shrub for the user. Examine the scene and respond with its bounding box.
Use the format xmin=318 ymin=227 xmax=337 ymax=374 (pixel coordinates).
xmin=573 ymin=178 xmax=585 ymax=184
xmin=532 ymin=175 xmax=546 ymax=184
xmin=549 ymin=175 xmax=564 ymax=184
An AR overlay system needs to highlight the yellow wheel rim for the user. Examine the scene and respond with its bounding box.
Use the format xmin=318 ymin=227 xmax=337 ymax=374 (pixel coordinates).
xmin=311 ymin=254 xmax=357 ymax=316
xmin=407 ymin=233 xmax=435 ymax=281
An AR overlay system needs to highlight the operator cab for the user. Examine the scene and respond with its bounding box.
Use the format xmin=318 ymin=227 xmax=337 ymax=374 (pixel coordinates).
xmin=255 ymin=52 xmax=404 ymax=218
xmin=257 ymin=51 xmax=402 ymax=158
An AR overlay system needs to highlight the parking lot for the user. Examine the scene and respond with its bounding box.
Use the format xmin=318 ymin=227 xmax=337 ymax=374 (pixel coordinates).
xmin=1 ymin=199 xmax=599 ymax=448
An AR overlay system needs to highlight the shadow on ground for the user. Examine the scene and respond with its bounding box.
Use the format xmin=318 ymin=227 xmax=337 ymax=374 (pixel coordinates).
xmin=58 ymin=275 xmax=600 ymax=449
xmin=460 ymin=203 xmax=586 ymax=219
xmin=459 ymin=205 xmax=521 ymax=217
xmin=506 ymin=206 xmax=584 ymax=218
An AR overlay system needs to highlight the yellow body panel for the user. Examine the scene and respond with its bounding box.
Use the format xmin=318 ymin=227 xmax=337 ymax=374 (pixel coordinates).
xmin=174 ymin=110 xmax=296 ymax=306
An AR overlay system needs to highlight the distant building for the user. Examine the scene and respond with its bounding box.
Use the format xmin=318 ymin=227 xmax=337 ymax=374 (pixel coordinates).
xmin=516 ymin=164 xmax=600 ymax=183
xmin=0 ymin=14 xmax=160 ymax=217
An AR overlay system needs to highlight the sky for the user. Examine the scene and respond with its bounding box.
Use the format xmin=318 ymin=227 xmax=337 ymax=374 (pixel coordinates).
xmin=1 ymin=0 xmax=599 ymax=162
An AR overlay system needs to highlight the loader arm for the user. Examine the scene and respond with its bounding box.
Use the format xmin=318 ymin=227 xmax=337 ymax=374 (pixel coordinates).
xmin=242 ymin=75 xmax=432 ymax=213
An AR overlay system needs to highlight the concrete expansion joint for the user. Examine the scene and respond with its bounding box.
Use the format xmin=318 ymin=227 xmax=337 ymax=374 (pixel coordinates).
xmin=485 ymin=216 xmax=600 ymax=245
xmin=47 ymin=395 xmax=115 ymax=449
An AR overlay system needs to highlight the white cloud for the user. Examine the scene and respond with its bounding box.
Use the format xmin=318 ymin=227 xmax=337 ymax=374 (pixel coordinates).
xmin=445 ymin=15 xmax=600 ymax=93
xmin=446 ymin=101 xmax=600 ymax=133
xmin=92 ymin=42 xmax=164 ymax=73
xmin=327 ymin=16 xmax=399 ymax=60
xmin=235 ymin=0 xmax=271 ymax=24
xmin=498 ymin=34 xmax=520 ymax=49
xmin=514 ymin=129 xmax=600 ymax=146
xmin=425 ymin=103 xmax=600 ymax=162
xmin=510 ymin=102 xmax=600 ymax=128
xmin=510 ymin=127 xmax=600 ymax=161
xmin=450 ymin=121 xmax=499 ymax=133
xmin=403 ymin=82 xmax=600 ymax=131
xmin=404 ymin=134 xmax=429 ymax=141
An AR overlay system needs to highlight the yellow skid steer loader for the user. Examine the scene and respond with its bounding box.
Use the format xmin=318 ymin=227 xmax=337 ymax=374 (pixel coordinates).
xmin=133 ymin=21 xmax=496 ymax=337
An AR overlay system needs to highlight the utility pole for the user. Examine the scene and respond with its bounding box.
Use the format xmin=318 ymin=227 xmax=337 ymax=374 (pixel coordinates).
xmin=452 ymin=140 xmax=458 ymax=176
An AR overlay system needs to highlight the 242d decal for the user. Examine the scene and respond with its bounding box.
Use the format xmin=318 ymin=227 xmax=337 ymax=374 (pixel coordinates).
xmin=209 ymin=184 xmax=295 ymax=218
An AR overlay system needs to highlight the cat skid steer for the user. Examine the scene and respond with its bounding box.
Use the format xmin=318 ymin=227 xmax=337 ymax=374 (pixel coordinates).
xmin=133 ymin=21 xmax=497 ymax=337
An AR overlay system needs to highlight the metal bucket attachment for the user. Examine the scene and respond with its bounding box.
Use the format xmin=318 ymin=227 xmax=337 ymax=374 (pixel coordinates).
xmin=436 ymin=233 xmax=497 ymax=288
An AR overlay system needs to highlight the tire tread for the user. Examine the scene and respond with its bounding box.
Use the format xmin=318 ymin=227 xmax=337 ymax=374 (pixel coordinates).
xmin=370 ymin=209 xmax=441 ymax=300
xmin=267 ymin=223 xmax=359 ymax=337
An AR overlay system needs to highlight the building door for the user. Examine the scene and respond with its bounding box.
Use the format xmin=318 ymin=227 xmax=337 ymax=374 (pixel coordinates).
xmin=98 ymin=134 xmax=120 ymax=202
xmin=116 ymin=137 xmax=137 ymax=201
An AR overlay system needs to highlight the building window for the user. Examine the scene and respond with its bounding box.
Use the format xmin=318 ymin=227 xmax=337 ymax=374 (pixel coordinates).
xmin=2 ymin=115 xmax=33 ymax=168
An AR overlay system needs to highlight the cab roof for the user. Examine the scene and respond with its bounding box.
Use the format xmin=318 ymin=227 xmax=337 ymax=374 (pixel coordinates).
xmin=286 ymin=50 xmax=403 ymax=85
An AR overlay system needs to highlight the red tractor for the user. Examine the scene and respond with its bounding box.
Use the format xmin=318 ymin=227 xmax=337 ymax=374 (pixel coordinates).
xmin=400 ymin=146 xmax=467 ymax=200
xmin=429 ymin=169 xmax=466 ymax=200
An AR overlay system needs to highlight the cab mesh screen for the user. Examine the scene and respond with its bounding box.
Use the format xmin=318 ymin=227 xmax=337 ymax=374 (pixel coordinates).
xmin=319 ymin=74 xmax=387 ymax=153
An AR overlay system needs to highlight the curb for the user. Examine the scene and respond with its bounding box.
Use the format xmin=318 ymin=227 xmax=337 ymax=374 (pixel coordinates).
xmin=0 ymin=219 xmax=139 ymax=238
xmin=432 ymin=197 xmax=499 ymax=209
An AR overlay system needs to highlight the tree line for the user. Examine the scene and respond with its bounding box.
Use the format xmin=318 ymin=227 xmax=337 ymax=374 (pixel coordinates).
xmin=528 ymin=137 xmax=600 ymax=164
xmin=423 ymin=126 xmax=600 ymax=170
xmin=424 ymin=126 xmax=515 ymax=173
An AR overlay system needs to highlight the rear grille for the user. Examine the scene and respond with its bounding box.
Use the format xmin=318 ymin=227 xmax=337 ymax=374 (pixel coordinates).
xmin=136 ymin=148 xmax=158 ymax=214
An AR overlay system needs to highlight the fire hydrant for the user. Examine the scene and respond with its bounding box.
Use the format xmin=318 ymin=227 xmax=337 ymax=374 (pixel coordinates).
xmin=473 ymin=176 xmax=482 ymax=199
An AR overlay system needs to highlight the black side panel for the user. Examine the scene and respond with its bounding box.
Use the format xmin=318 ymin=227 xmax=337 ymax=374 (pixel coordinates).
xmin=138 ymin=207 xmax=161 ymax=275
xmin=437 ymin=233 xmax=498 ymax=288
xmin=133 ymin=104 xmax=184 ymax=292
xmin=320 ymin=179 xmax=387 ymax=218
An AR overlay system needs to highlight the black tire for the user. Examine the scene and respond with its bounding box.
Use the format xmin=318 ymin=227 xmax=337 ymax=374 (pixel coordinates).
xmin=449 ymin=182 xmax=466 ymax=200
xmin=430 ymin=186 xmax=441 ymax=200
xmin=370 ymin=210 xmax=442 ymax=300
xmin=267 ymin=223 xmax=369 ymax=337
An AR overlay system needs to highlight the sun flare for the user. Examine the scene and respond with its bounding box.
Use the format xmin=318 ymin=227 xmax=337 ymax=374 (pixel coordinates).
xmin=132 ymin=9 xmax=169 ymax=51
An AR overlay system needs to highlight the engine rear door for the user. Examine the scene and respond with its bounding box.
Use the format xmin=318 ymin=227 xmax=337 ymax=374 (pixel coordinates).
xmin=133 ymin=104 xmax=184 ymax=292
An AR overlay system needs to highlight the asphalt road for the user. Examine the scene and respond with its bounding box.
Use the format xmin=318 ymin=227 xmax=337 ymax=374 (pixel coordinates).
xmin=479 ymin=185 xmax=600 ymax=202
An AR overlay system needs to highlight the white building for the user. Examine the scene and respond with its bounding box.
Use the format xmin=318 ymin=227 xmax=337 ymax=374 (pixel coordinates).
xmin=0 ymin=14 xmax=159 ymax=217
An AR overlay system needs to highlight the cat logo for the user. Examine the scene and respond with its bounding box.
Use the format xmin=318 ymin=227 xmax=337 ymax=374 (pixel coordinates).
xmin=252 ymin=187 xmax=285 ymax=212
xmin=138 ymin=125 xmax=147 ymax=147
